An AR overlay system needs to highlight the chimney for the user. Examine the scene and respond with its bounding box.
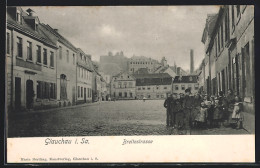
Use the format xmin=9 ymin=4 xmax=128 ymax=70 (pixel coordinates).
xmin=26 ymin=8 xmax=35 ymax=16
xmin=190 ymin=49 xmax=194 ymax=74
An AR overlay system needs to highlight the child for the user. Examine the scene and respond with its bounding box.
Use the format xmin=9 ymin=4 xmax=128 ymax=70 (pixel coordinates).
xmin=194 ymin=102 xmax=207 ymax=129
xmin=231 ymin=96 xmax=243 ymax=129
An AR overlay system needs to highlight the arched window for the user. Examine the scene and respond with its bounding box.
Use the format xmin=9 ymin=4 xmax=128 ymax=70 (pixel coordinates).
xmin=60 ymin=74 xmax=67 ymax=100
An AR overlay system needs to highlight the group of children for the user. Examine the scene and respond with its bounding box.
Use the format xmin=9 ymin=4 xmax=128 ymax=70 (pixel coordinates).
xmin=164 ymin=89 xmax=244 ymax=132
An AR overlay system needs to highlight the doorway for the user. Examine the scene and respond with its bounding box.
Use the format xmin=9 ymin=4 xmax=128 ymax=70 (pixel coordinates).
xmin=26 ymin=80 xmax=34 ymax=109
xmin=84 ymin=88 xmax=86 ymax=102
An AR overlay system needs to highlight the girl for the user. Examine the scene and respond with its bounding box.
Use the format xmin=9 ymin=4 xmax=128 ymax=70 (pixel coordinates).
xmin=231 ymin=96 xmax=243 ymax=129
xmin=194 ymin=102 xmax=207 ymax=129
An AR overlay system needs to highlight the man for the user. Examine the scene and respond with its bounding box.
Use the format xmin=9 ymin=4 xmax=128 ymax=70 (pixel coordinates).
xmin=171 ymin=94 xmax=179 ymax=127
xmin=164 ymin=93 xmax=173 ymax=127
xmin=182 ymin=88 xmax=194 ymax=134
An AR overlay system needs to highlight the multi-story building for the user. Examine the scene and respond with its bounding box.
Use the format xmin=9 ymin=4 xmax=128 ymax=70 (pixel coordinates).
xmin=201 ymin=5 xmax=254 ymax=132
xmin=6 ymin=7 xmax=58 ymax=112
xmin=76 ymin=48 xmax=93 ymax=104
xmin=172 ymin=75 xmax=199 ymax=95
xmin=128 ymin=56 xmax=160 ymax=74
xmin=134 ymin=73 xmax=172 ymax=99
xmin=110 ymin=71 xmax=136 ymax=100
xmin=41 ymin=23 xmax=78 ymax=106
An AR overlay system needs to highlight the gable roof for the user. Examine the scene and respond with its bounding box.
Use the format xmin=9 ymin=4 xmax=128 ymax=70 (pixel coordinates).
xmin=173 ymin=75 xmax=198 ymax=83
xmin=135 ymin=74 xmax=172 ymax=86
xmin=40 ymin=23 xmax=78 ymax=52
xmin=6 ymin=7 xmax=57 ymax=49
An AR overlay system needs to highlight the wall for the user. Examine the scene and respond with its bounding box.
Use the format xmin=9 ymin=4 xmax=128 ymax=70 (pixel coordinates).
xmin=172 ymin=83 xmax=199 ymax=94
xmin=56 ymin=42 xmax=77 ymax=105
xmin=136 ymin=85 xmax=171 ymax=99
xmin=10 ymin=29 xmax=57 ymax=110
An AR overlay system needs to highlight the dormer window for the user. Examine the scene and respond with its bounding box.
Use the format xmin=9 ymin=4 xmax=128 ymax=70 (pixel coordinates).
xmin=16 ymin=10 xmax=21 ymax=23
xmin=35 ymin=23 xmax=39 ymax=31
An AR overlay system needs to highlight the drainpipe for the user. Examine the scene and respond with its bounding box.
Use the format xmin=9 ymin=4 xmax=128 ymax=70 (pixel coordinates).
xmin=10 ymin=28 xmax=14 ymax=112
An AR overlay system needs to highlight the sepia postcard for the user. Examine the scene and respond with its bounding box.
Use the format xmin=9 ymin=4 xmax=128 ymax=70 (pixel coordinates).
xmin=5 ymin=5 xmax=255 ymax=164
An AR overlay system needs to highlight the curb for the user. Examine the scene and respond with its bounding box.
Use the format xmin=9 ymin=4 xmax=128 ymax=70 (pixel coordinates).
xmin=8 ymin=101 xmax=109 ymax=116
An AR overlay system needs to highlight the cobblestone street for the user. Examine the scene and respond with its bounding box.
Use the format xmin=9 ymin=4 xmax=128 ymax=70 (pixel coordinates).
xmin=8 ymin=100 xmax=248 ymax=137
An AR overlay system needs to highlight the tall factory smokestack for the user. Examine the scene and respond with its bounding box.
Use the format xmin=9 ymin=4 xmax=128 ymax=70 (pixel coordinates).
xmin=190 ymin=49 xmax=194 ymax=74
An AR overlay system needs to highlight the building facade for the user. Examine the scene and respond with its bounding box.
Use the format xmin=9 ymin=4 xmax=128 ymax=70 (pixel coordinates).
xmin=201 ymin=5 xmax=254 ymax=132
xmin=134 ymin=73 xmax=172 ymax=99
xmin=110 ymin=72 xmax=136 ymax=100
xmin=172 ymin=76 xmax=199 ymax=95
xmin=6 ymin=7 xmax=58 ymax=112
xmin=41 ymin=23 xmax=78 ymax=107
xmin=128 ymin=56 xmax=160 ymax=74
xmin=76 ymin=48 xmax=93 ymax=104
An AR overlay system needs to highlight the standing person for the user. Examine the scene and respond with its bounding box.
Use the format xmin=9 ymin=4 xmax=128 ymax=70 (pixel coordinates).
xmin=195 ymin=102 xmax=207 ymax=129
xmin=191 ymin=93 xmax=202 ymax=127
xmin=231 ymin=96 xmax=244 ymax=129
xmin=164 ymin=93 xmax=173 ymax=127
xmin=175 ymin=94 xmax=185 ymax=132
xmin=182 ymin=88 xmax=194 ymax=134
xmin=170 ymin=94 xmax=178 ymax=127
xmin=207 ymin=96 xmax=215 ymax=128
xmin=218 ymin=91 xmax=227 ymax=127
xmin=225 ymin=89 xmax=235 ymax=126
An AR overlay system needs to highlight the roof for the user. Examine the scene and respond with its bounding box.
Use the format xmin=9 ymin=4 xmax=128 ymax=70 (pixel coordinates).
xmin=40 ymin=23 xmax=78 ymax=52
xmin=133 ymin=73 xmax=172 ymax=79
xmin=173 ymin=75 xmax=198 ymax=83
xmin=134 ymin=68 xmax=149 ymax=74
xmin=6 ymin=7 xmax=57 ymax=49
xmin=136 ymin=75 xmax=172 ymax=86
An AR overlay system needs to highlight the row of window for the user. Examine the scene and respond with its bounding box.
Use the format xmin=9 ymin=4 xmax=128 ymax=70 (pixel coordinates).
xmin=137 ymin=86 xmax=168 ymax=90
xmin=114 ymin=92 xmax=133 ymax=98
xmin=78 ymin=67 xmax=92 ymax=80
xmin=78 ymin=86 xmax=92 ymax=98
xmin=79 ymin=53 xmax=90 ymax=64
xmin=113 ymin=81 xmax=133 ymax=88
xmin=129 ymin=62 xmax=153 ymax=65
xmin=130 ymin=68 xmax=151 ymax=72
xmin=137 ymin=94 xmax=165 ymax=98
xmin=215 ymin=5 xmax=247 ymax=57
xmin=174 ymin=84 xmax=199 ymax=91
xmin=58 ymin=46 xmax=75 ymax=65
xmin=36 ymin=81 xmax=56 ymax=99
xmin=13 ymin=36 xmax=55 ymax=67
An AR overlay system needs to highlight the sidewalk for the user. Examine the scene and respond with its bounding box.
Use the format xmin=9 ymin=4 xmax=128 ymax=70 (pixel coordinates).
xmin=8 ymin=101 xmax=109 ymax=116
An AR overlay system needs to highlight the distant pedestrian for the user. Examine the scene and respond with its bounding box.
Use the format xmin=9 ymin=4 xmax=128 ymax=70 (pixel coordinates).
xmin=164 ymin=94 xmax=173 ymax=127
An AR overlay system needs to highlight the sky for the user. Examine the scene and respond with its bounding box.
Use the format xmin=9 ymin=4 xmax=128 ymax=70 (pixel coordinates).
xmin=23 ymin=6 xmax=220 ymax=71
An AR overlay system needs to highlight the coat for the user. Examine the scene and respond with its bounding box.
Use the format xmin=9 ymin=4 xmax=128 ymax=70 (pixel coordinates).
xmin=164 ymin=97 xmax=173 ymax=112
xmin=195 ymin=107 xmax=207 ymax=122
